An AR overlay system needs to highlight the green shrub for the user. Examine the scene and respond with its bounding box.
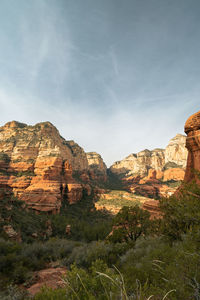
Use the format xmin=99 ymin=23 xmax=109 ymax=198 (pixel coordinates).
xmin=63 ymin=241 xmax=128 ymax=269
xmin=34 ymin=287 xmax=66 ymax=300
xmin=162 ymin=161 xmax=181 ymax=170
xmin=0 ymin=152 xmax=10 ymax=163
xmin=159 ymin=180 xmax=200 ymax=241
xmin=120 ymin=235 xmax=200 ymax=299
xmin=109 ymin=205 xmax=151 ymax=243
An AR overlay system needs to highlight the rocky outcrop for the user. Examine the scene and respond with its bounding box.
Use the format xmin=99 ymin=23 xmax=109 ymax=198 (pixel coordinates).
xmin=142 ymin=111 xmax=200 ymax=218
xmin=184 ymin=110 xmax=200 ymax=184
xmin=86 ymin=152 xmax=107 ymax=182
xmin=3 ymin=225 xmax=22 ymax=242
xmin=0 ymin=121 xmax=90 ymax=213
xmin=110 ymin=149 xmax=165 ymax=177
xmin=165 ymin=134 xmax=187 ymax=167
xmin=27 ymin=267 xmax=66 ymax=296
xmin=110 ymin=134 xmax=187 ymax=177
xmin=142 ymin=200 xmax=161 ymax=219
xmin=163 ymin=168 xmax=185 ymax=182
xmin=109 ymin=134 xmax=188 ymax=198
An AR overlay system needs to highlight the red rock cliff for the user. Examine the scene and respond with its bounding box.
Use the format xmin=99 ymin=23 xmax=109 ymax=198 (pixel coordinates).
xmin=184 ymin=110 xmax=200 ymax=184
xmin=0 ymin=121 xmax=89 ymax=213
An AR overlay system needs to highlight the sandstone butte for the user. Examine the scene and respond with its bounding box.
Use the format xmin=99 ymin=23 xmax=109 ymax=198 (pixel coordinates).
xmin=142 ymin=110 xmax=200 ymax=218
xmin=184 ymin=110 xmax=200 ymax=184
xmin=0 ymin=121 xmax=107 ymax=213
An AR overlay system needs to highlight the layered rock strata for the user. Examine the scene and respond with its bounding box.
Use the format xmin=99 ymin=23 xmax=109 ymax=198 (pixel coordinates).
xmin=0 ymin=121 xmax=89 ymax=213
xmin=184 ymin=110 xmax=200 ymax=184
xmin=86 ymin=152 xmax=107 ymax=182
xmin=165 ymin=134 xmax=187 ymax=167
xmin=110 ymin=134 xmax=188 ymax=198
xmin=110 ymin=134 xmax=187 ymax=177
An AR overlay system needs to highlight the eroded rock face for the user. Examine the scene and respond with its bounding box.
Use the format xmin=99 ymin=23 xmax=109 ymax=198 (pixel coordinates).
xmin=109 ymin=134 xmax=188 ymax=198
xmin=184 ymin=110 xmax=200 ymax=184
xmin=0 ymin=121 xmax=89 ymax=212
xmin=163 ymin=168 xmax=185 ymax=182
xmin=110 ymin=134 xmax=187 ymax=177
xmin=165 ymin=134 xmax=187 ymax=168
xmin=87 ymin=152 xmax=107 ymax=182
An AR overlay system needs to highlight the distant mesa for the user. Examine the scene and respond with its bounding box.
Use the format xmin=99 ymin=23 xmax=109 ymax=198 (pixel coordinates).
xmin=107 ymin=133 xmax=188 ymax=218
xmin=109 ymin=133 xmax=187 ymax=181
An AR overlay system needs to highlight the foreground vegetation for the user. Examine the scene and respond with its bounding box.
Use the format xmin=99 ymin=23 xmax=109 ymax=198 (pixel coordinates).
xmin=1 ymin=180 xmax=200 ymax=299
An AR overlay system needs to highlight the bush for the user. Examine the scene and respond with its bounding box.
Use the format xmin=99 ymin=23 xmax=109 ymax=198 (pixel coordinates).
xmin=162 ymin=161 xmax=181 ymax=170
xmin=0 ymin=152 xmax=10 ymax=163
xmin=109 ymin=205 xmax=151 ymax=243
xmin=159 ymin=180 xmax=200 ymax=241
xmin=120 ymin=235 xmax=200 ymax=299
xmin=64 ymin=241 xmax=128 ymax=269
xmin=35 ymin=260 xmax=120 ymax=300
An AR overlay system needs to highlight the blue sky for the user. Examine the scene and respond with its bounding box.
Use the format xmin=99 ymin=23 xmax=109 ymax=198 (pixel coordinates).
xmin=0 ymin=0 xmax=199 ymax=166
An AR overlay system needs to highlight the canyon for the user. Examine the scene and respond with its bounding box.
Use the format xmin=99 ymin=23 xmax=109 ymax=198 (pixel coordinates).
xmin=0 ymin=118 xmax=195 ymax=218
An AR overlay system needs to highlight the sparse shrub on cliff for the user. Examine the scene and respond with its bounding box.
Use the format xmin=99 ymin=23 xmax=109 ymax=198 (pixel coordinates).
xmin=0 ymin=152 xmax=10 ymax=163
xmin=162 ymin=161 xmax=181 ymax=170
xmin=164 ymin=179 xmax=182 ymax=188
xmin=16 ymin=170 xmax=35 ymax=177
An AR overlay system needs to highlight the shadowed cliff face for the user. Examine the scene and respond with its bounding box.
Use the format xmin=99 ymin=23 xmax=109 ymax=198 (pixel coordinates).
xmin=184 ymin=110 xmax=200 ymax=184
xmin=0 ymin=121 xmax=90 ymax=213
xmin=86 ymin=152 xmax=107 ymax=182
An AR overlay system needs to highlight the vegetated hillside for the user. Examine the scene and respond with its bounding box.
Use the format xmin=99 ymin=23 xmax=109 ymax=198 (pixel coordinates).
xmin=1 ymin=178 xmax=200 ymax=299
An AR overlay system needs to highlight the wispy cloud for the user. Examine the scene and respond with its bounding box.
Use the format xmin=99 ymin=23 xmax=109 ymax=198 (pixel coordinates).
xmin=0 ymin=0 xmax=199 ymax=166
xmin=109 ymin=46 xmax=119 ymax=76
